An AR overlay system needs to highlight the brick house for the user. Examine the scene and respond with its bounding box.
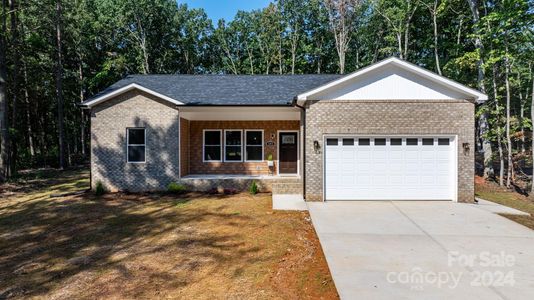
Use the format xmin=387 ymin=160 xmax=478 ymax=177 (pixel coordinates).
xmin=82 ymin=57 xmax=487 ymax=202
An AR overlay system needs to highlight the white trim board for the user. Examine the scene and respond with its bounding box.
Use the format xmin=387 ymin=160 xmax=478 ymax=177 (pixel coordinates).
xmin=82 ymin=83 xmax=184 ymax=108
xmin=296 ymin=57 xmax=487 ymax=103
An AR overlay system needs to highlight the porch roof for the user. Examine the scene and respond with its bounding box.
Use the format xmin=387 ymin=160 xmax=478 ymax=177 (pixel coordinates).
xmin=178 ymin=106 xmax=301 ymax=121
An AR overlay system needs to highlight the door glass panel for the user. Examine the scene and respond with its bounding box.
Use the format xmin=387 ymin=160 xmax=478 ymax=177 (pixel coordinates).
xmin=390 ymin=138 xmax=402 ymax=146
xmin=374 ymin=138 xmax=386 ymax=146
xmin=358 ymin=138 xmax=370 ymax=146
xmin=342 ymin=138 xmax=354 ymax=146
xmin=407 ymin=138 xmax=418 ymax=145
xmin=281 ymin=135 xmax=295 ymax=144
xmin=422 ymin=138 xmax=434 ymax=145
xmin=326 ymin=138 xmax=338 ymax=146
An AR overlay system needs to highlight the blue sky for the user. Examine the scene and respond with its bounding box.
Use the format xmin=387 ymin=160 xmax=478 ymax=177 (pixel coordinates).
xmin=177 ymin=0 xmax=272 ymax=22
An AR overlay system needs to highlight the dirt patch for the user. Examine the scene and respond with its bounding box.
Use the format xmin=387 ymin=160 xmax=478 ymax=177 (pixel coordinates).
xmin=0 ymin=169 xmax=338 ymax=299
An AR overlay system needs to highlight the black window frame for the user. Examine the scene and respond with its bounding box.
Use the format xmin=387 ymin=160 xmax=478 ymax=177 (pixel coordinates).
xmin=245 ymin=130 xmax=263 ymax=162
xmin=203 ymin=130 xmax=222 ymax=162
xmin=224 ymin=130 xmax=243 ymax=162
xmin=127 ymin=128 xmax=146 ymax=163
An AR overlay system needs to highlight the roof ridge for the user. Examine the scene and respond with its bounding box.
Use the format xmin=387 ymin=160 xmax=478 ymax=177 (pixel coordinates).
xmin=125 ymin=73 xmax=342 ymax=77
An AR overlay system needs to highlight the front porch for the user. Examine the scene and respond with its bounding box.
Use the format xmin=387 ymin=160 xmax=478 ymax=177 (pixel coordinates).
xmin=178 ymin=106 xmax=303 ymax=194
xmin=179 ymin=174 xmax=303 ymax=195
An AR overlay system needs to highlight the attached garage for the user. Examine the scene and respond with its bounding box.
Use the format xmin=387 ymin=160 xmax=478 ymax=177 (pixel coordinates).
xmin=324 ymin=136 xmax=456 ymax=201
xmin=297 ymin=57 xmax=487 ymax=203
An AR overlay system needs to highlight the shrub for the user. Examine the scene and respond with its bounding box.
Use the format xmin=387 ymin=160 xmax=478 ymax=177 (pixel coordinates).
xmin=95 ymin=181 xmax=106 ymax=196
xmin=249 ymin=180 xmax=258 ymax=195
xmin=167 ymin=182 xmax=187 ymax=194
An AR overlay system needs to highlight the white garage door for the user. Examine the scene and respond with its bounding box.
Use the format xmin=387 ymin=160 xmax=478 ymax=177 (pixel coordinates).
xmin=324 ymin=136 xmax=456 ymax=201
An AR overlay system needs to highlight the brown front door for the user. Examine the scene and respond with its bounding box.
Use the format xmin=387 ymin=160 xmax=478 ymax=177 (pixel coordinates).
xmin=279 ymin=132 xmax=298 ymax=174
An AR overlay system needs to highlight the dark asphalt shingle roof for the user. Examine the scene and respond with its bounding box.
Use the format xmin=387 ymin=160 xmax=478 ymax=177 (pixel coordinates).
xmin=85 ymin=74 xmax=343 ymax=106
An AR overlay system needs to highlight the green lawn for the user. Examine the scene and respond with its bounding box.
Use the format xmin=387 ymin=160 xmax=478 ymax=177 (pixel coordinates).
xmin=475 ymin=182 xmax=534 ymax=230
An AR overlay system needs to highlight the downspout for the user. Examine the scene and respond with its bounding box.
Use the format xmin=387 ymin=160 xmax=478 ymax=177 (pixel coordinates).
xmin=293 ymin=98 xmax=306 ymax=199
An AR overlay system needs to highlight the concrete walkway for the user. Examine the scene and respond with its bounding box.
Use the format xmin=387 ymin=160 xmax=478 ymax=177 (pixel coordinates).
xmin=272 ymin=194 xmax=307 ymax=211
xmin=308 ymin=201 xmax=534 ymax=300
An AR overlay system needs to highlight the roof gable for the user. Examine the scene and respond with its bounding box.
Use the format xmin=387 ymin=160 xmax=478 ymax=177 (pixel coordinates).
xmin=81 ymin=83 xmax=184 ymax=108
xmin=297 ymin=57 xmax=488 ymax=103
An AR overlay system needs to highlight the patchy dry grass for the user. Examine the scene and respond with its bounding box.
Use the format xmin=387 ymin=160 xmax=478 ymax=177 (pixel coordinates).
xmin=475 ymin=177 xmax=534 ymax=230
xmin=0 ymin=168 xmax=338 ymax=299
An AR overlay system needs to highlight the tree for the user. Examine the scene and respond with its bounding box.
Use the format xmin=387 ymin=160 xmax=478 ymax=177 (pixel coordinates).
xmin=0 ymin=0 xmax=8 ymax=180
xmin=323 ymin=0 xmax=362 ymax=73
xmin=55 ymin=0 xmax=66 ymax=169
xmin=0 ymin=0 xmax=531 ymax=186
xmin=466 ymin=0 xmax=494 ymax=179
xmin=278 ymin=0 xmax=306 ymax=74
xmin=419 ymin=0 xmax=444 ymax=75
xmin=375 ymin=0 xmax=419 ymax=60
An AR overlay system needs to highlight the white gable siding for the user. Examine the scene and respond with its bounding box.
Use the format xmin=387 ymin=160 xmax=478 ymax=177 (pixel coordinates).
xmin=312 ymin=65 xmax=468 ymax=101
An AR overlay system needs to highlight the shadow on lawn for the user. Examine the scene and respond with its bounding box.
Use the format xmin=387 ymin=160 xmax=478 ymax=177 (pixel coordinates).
xmin=0 ymin=191 xmax=259 ymax=298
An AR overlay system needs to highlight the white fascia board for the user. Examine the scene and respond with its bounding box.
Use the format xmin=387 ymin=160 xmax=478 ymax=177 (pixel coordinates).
xmin=296 ymin=57 xmax=488 ymax=103
xmin=82 ymin=83 xmax=184 ymax=108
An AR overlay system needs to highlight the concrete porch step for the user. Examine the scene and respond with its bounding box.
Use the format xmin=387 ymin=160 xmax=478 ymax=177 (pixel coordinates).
xmin=272 ymin=182 xmax=303 ymax=195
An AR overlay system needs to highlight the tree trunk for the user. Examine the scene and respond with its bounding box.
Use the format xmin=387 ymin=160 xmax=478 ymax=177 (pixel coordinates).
xmin=519 ymin=90 xmax=525 ymax=153
xmin=23 ymin=62 xmax=34 ymax=156
xmin=432 ymin=0 xmax=441 ymax=75
xmin=467 ymin=0 xmax=493 ymax=179
xmin=0 ymin=0 xmax=10 ymax=181
xmin=504 ymin=53 xmax=512 ymax=187
xmin=492 ymin=65 xmax=504 ymax=186
xmin=55 ymin=0 xmax=66 ymax=169
xmin=530 ymin=73 xmax=534 ymax=195
xmin=9 ymin=0 xmax=18 ymax=175
xmin=291 ymin=32 xmax=297 ymax=75
xmin=397 ymin=33 xmax=403 ymax=59
xmin=78 ymin=58 xmax=85 ymax=156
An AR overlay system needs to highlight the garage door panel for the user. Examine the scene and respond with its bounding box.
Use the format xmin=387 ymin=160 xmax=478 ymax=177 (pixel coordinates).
xmin=325 ymin=136 xmax=455 ymax=201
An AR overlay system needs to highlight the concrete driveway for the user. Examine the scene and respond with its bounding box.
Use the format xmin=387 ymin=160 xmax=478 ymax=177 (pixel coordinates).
xmin=308 ymin=201 xmax=534 ymax=300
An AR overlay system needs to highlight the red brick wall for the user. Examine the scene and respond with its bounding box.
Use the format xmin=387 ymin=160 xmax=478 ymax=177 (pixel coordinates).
xmin=188 ymin=120 xmax=299 ymax=175
xmin=180 ymin=118 xmax=190 ymax=176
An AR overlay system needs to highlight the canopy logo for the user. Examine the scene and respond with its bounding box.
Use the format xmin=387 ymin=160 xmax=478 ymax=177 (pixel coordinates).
xmin=386 ymin=251 xmax=516 ymax=290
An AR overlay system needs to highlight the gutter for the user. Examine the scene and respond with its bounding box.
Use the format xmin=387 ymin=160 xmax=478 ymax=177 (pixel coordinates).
xmin=293 ymin=96 xmax=306 ymax=199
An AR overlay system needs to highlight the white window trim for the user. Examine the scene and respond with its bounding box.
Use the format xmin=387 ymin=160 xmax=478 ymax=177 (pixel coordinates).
xmin=244 ymin=129 xmax=264 ymax=162
xmin=224 ymin=129 xmax=243 ymax=162
xmin=127 ymin=127 xmax=146 ymax=163
xmin=203 ymin=129 xmax=222 ymax=162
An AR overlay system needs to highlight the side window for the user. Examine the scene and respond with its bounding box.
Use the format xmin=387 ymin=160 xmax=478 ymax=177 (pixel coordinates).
xmin=127 ymin=128 xmax=146 ymax=163
xmin=204 ymin=130 xmax=222 ymax=162
xmin=245 ymin=130 xmax=263 ymax=161
xmin=225 ymin=130 xmax=243 ymax=161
